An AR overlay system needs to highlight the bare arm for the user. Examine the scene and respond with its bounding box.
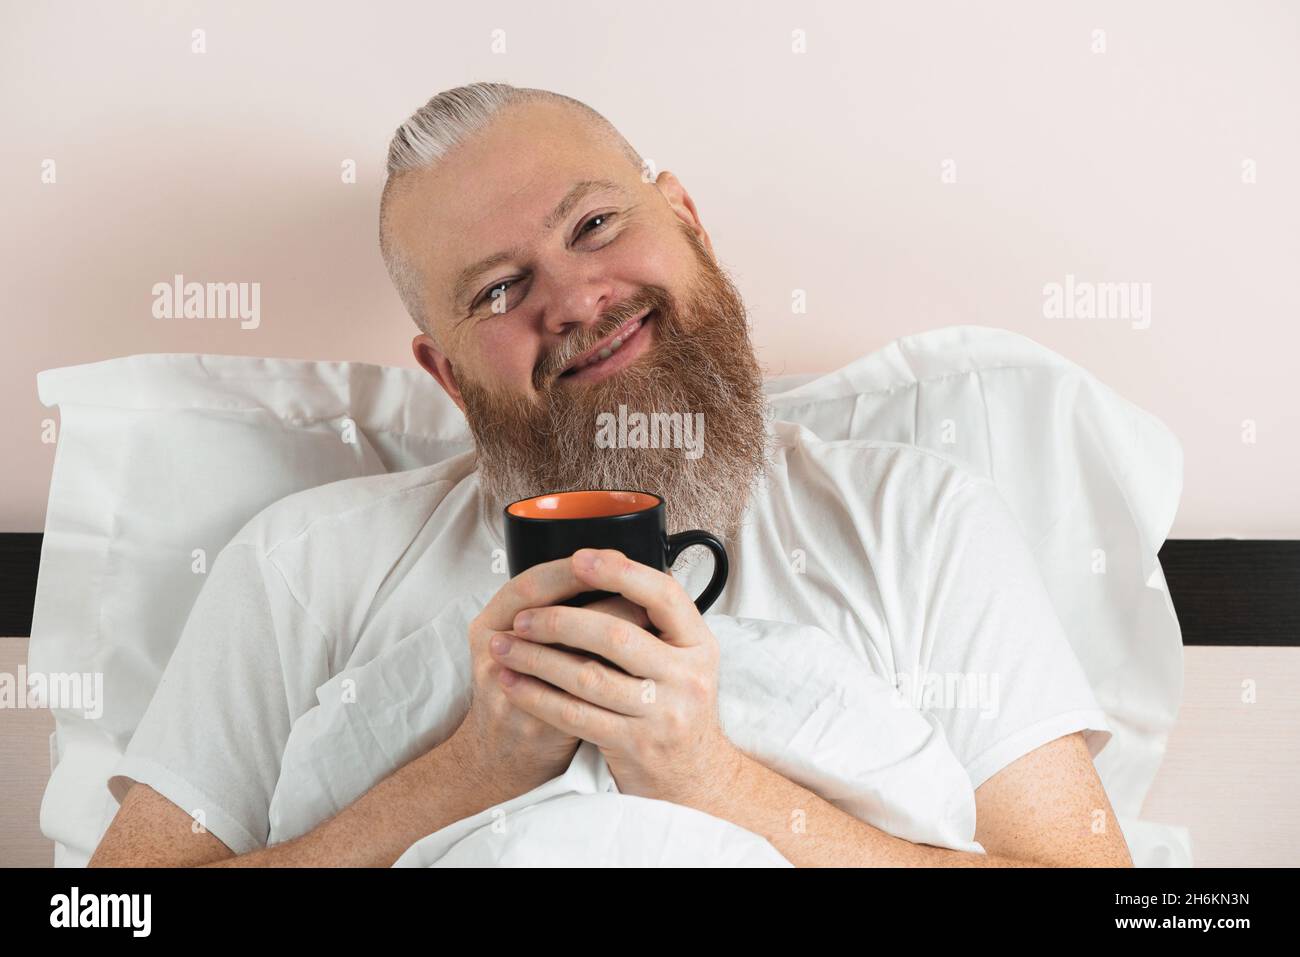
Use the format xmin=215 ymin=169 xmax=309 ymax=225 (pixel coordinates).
xmin=487 ymin=552 xmax=1134 ymax=868
xmin=88 ymin=730 xmax=513 ymax=868
xmin=90 ymin=554 xmax=634 ymax=868
xmin=673 ymin=731 xmax=1133 ymax=867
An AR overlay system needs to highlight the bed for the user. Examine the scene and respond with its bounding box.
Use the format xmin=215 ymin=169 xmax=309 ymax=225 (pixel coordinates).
xmin=5 ymin=329 xmax=1296 ymax=867
xmin=4 ymin=540 xmax=1298 ymax=866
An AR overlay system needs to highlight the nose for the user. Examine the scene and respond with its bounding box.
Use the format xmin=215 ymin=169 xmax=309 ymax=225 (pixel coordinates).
xmin=538 ymin=268 xmax=616 ymax=339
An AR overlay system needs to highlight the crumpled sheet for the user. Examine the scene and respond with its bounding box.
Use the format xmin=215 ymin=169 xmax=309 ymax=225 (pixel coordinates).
xmin=31 ymin=326 xmax=1189 ymax=866
xmin=762 ymin=327 xmax=1192 ymax=865
xmin=267 ymin=588 xmax=983 ymax=866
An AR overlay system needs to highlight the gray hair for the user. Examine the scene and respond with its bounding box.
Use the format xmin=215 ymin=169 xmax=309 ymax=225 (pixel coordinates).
xmin=379 ymin=82 xmax=644 ymax=339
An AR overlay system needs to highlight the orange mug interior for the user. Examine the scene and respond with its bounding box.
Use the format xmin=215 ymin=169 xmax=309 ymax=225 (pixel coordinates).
xmin=507 ymin=490 xmax=660 ymax=520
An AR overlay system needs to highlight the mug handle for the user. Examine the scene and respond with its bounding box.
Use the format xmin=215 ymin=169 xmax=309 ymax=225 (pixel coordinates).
xmin=665 ymin=530 xmax=730 ymax=615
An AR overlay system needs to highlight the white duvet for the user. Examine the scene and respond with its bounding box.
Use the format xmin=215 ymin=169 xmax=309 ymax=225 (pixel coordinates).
xmin=33 ymin=325 xmax=1189 ymax=865
xmin=266 ymin=588 xmax=983 ymax=866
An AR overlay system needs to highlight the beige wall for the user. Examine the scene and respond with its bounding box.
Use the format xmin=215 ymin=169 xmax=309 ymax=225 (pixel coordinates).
xmin=3 ymin=1 xmax=1296 ymax=536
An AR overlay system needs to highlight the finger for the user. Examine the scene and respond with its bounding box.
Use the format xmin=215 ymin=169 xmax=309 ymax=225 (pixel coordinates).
xmin=497 ymin=667 xmax=621 ymax=747
xmin=570 ymin=549 xmax=703 ymax=645
xmin=574 ymin=595 xmax=660 ymax=645
xmin=479 ymin=556 xmax=590 ymax=632
xmin=580 ymin=595 xmax=652 ymax=631
xmin=512 ymin=605 xmax=667 ymax=680
xmin=491 ymin=632 xmax=649 ymax=716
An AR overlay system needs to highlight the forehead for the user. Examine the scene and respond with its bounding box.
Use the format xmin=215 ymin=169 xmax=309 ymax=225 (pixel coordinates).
xmin=387 ymin=101 xmax=639 ymax=311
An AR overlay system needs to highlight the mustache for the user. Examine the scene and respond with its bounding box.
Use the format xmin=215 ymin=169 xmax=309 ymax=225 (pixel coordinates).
xmin=533 ymin=293 xmax=666 ymax=388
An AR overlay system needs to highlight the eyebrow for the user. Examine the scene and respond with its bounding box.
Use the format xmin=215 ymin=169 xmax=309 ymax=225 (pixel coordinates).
xmin=451 ymin=178 xmax=629 ymax=309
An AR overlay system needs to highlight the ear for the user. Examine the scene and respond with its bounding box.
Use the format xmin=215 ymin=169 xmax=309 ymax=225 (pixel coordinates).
xmin=412 ymin=333 xmax=467 ymax=414
xmin=653 ymin=170 xmax=716 ymax=260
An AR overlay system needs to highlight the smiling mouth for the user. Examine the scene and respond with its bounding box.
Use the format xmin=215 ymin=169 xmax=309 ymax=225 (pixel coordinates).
xmin=557 ymin=309 xmax=656 ymax=379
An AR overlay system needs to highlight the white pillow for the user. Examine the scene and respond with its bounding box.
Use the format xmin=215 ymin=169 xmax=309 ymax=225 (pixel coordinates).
xmin=761 ymin=326 xmax=1186 ymax=864
xmin=31 ymin=354 xmax=471 ymax=864
xmin=31 ymin=326 xmax=1185 ymax=866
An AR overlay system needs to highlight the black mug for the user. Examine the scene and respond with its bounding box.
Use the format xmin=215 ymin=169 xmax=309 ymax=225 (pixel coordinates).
xmin=503 ymin=489 xmax=729 ymax=614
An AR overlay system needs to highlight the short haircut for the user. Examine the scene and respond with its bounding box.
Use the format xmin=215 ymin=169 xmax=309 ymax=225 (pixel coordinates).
xmin=379 ymin=82 xmax=645 ymax=339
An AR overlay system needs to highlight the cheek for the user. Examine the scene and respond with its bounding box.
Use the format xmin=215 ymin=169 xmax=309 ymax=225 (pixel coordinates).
xmin=610 ymin=230 xmax=691 ymax=289
xmin=475 ymin=323 xmax=537 ymax=386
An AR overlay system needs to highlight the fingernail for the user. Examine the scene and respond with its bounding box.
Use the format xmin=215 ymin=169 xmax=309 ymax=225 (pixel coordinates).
xmin=498 ymin=667 xmax=518 ymax=686
xmin=490 ymin=633 xmax=512 ymax=655
xmin=514 ymin=611 xmax=533 ymax=634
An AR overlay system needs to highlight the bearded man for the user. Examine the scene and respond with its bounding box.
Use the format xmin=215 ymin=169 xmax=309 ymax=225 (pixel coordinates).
xmin=91 ymin=83 xmax=1131 ymax=868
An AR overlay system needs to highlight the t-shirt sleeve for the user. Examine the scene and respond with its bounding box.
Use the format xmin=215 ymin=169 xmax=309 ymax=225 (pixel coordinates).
xmin=916 ymin=473 xmax=1110 ymax=791
xmin=107 ymin=540 xmax=306 ymax=855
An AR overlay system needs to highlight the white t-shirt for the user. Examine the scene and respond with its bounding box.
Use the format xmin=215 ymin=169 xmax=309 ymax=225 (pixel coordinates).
xmin=108 ymin=418 xmax=1108 ymax=856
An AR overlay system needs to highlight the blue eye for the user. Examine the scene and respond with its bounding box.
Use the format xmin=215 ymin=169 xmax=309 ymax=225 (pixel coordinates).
xmin=471 ymin=213 xmax=617 ymax=312
xmin=579 ymin=212 xmax=615 ymax=236
xmin=476 ymin=281 xmax=515 ymax=311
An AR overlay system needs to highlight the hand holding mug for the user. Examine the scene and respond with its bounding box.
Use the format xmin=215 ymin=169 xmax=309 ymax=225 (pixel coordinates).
xmin=491 ymin=490 xmax=740 ymax=802
xmin=488 ymin=546 xmax=743 ymax=804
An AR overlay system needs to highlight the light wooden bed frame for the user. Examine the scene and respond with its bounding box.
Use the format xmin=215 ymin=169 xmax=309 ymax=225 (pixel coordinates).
xmin=3 ymin=635 xmax=1297 ymax=867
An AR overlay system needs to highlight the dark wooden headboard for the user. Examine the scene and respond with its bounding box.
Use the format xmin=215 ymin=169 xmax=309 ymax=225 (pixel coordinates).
xmin=1 ymin=533 xmax=1296 ymax=645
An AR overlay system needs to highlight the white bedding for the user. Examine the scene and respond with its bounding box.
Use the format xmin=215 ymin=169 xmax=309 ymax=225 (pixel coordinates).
xmin=32 ymin=326 xmax=1189 ymax=866
xmin=268 ymin=588 xmax=983 ymax=866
